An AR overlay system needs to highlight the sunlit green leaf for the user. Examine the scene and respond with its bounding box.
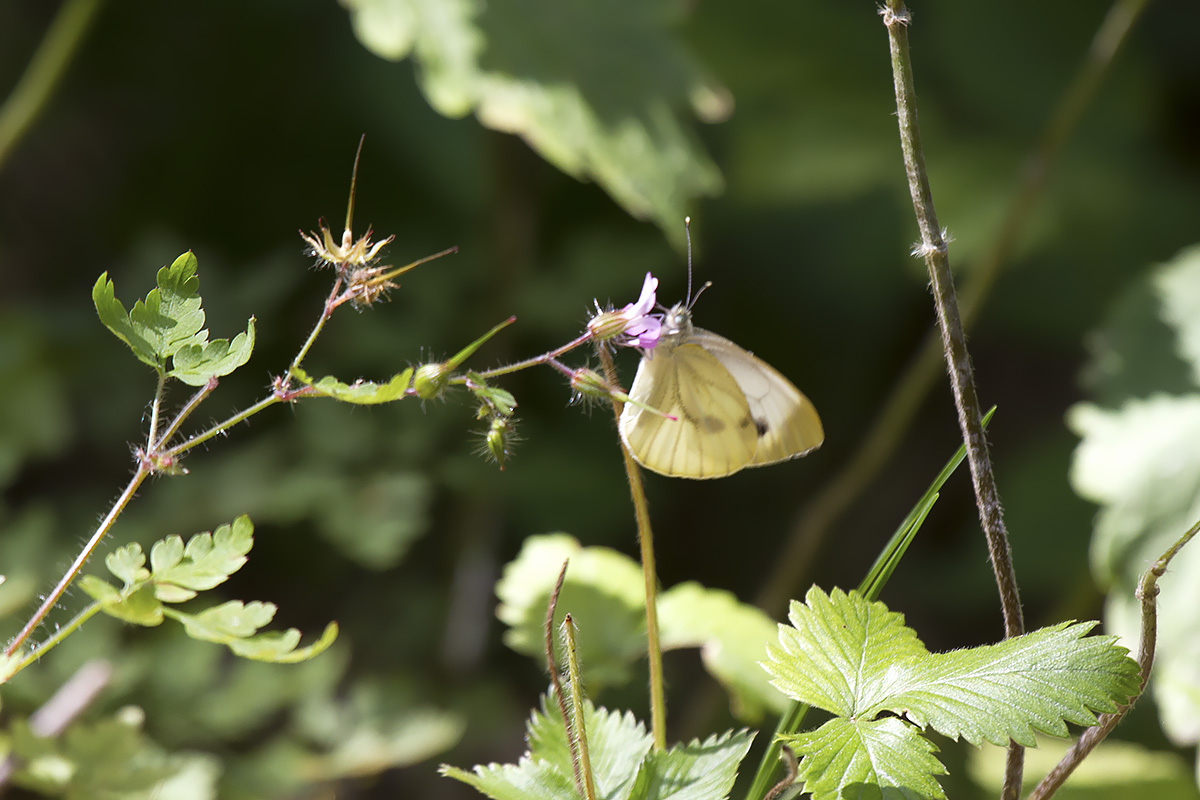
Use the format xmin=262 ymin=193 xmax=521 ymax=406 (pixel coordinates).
xmin=442 ymin=698 xmax=654 ymax=800
xmin=150 ymin=516 xmax=253 ymax=594
xmin=81 ymin=578 xmax=164 ymax=626
xmin=766 ymin=588 xmax=1139 ymax=800
xmin=628 ymin=729 xmax=754 ymax=800
xmin=92 ymin=252 xmax=254 ymax=385
xmin=169 ymin=317 xmax=256 ymax=387
xmin=791 ymin=716 xmax=947 ymax=800
xmin=106 ymin=543 xmax=150 ymax=586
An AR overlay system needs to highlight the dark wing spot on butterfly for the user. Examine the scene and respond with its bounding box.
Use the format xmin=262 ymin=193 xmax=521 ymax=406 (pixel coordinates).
xmin=754 ymin=417 xmax=770 ymax=437
xmin=699 ymin=415 xmax=726 ymax=433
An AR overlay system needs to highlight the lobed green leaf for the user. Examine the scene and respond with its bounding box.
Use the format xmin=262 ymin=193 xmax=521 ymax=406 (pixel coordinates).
xmin=92 ymin=252 xmax=254 ymax=383
xmin=293 ymin=366 xmax=415 ymax=404
xmin=168 ymin=317 xmax=256 ymax=386
xmin=150 ymin=516 xmax=253 ymax=596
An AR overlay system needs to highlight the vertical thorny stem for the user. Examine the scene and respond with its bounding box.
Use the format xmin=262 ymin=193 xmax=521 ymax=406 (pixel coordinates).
xmin=882 ymin=3 xmax=1026 ymax=798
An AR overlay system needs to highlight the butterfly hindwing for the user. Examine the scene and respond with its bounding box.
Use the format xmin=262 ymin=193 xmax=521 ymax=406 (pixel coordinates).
xmin=620 ymin=342 xmax=758 ymax=478
xmin=686 ymin=328 xmax=824 ymax=467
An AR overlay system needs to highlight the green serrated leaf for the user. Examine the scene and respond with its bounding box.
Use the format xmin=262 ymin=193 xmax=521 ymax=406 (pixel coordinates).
xmin=443 ymin=698 xmax=654 ymax=800
xmin=78 ymin=574 xmax=121 ymax=604
xmin=764 ymin=586 xmax=926 ymax=718
xmin=788 ymin=716 xmax=947 ymax=800
xmin=150 ymin=516 xmax=253 ymax=595
xmin=106 ymin=543 xmax=149 ymax=587
xmin=628 ymin=729 xmax=754 ymax=800
xmin=343 ymin=0 xmax=724 ymax=238
xmin=93 ymin=272 xmax=160 ymax=369
xmin=168 ymin=317 xmax=256 ymax=386
xmin=132 ymin=252 xmax=207 ymax=359
xmin=658 ymin=582 xmax=788 ymax=720
xmin=293 ymin=366 xmax=415 ymax=404
xmin=884 ymin=621 xmax=1139 ymax=746
xmin=766 ymin=588 xmax=1139 ymax=749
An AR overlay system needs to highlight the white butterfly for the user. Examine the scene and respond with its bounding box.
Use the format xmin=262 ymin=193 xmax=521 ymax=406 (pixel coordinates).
xmin=618 ymin=301 xmax=824 ymax=479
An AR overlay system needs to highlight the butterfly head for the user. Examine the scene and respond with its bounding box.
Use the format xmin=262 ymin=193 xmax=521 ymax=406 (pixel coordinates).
xmin=660 ymin=302 xmax=694 ymax=345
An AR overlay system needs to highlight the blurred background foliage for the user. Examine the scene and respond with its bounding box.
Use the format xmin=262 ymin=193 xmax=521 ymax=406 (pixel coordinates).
xmin=1 ymin=0 xmax=1200 ymax=797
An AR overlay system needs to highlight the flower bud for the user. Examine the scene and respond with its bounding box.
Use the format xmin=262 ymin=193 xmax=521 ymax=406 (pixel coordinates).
xmin=412 ymin=362 xmax=450 ymax=399
xmin=570 ymin=368 xmax=615 ymax=401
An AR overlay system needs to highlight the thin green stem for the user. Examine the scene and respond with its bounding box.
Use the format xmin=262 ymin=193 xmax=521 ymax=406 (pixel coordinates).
xmin=5 ymin=601 xmax=105 ymax=677
xmin=1027 ymin=519 xmax=1200 ymax=800
xmin=598 ymin=346 xmax=666 ymax=750
xmin=153 ymin=378 xmax=217 ymax=450
xmin=162 ymin=393 xmax=282 ymax=459
xmin=883 ymin=4 xmax=1025 ymax=797
xmin=0 ymin=0 xmax=104 ymax=170
xmin=286 ymin=282 xmax=342 ymax=382
xmin=469 ymin=332 xmax=593 ymax=381
xmin=756 ymin=0 xmax=1148 ymax=619
xmin=146 ymin=372 xmax=167 ymax=450
xmin=4 ymin=467 xmax=149 ymax=659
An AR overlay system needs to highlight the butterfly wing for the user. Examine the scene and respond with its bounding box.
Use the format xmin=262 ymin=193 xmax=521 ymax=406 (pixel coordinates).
xmin=619 ymin=343 xmax=759 ymax=478
xmin=688 ymin=328 xmax=824 ymax=467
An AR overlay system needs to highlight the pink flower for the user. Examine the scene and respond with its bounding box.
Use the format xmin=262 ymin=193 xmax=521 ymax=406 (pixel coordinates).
xmin=589 ymin=272 xmax=661 ymax=349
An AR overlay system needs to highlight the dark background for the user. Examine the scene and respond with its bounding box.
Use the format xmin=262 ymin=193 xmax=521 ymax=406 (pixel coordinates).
xmin=2 ymin=1 xmax=1198 ymax=797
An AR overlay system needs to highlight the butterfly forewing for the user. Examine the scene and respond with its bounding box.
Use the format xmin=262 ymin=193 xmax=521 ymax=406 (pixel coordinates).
xmin=687 ymin=329 xmax=825 ymax=467
xmin=620 ymin=342 xmax=757 ymax=478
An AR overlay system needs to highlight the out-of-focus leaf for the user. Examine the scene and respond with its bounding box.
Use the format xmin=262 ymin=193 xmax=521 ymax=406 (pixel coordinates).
xmin=10 ymin=714 xmax=186 ymax=799
xmin=970 ymin=735 xmax=1200 ymax=800
xmin=342 ymin=0 xmax=725 ymax=237
xmin=0 ymin=316 xmax=72 ymax=490
xmin=1071 ymin=244 xmax=1200 ymax=762
xmin=496 ymin=534 xmax=645 ymax=687
xmin=657 ymin=582 xmax=787 ymax=720
xmin=497 ymin=534 xmax=789 ymax=720
xmin=80 ymin=579 xmax=164 ymax=626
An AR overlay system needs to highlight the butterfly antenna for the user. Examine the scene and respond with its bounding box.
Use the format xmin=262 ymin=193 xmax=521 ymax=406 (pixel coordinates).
xmin=684 ymin=216 xmax=694 ymax=305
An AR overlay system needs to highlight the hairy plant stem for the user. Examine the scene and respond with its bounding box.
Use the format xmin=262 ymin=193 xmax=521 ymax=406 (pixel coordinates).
xmin=882 ymin=3 xmax=1025 ymax=797
xmin=598 ymin=346 xmax=667 ymax=750
xmin=4 ymin=468 xmax=147 ymax=659
xmin=562 ymin=614 xmax=599 ymax=800
xmin=1028 ymin=520 xmax=1199 ymax=800
xmin=0 ymin=0 xmax=104 ymax=169
xmin=755 ymin=0 xmax=1148 ymax=619
xmin=544 ymin=562 xmax=587 ymax=799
